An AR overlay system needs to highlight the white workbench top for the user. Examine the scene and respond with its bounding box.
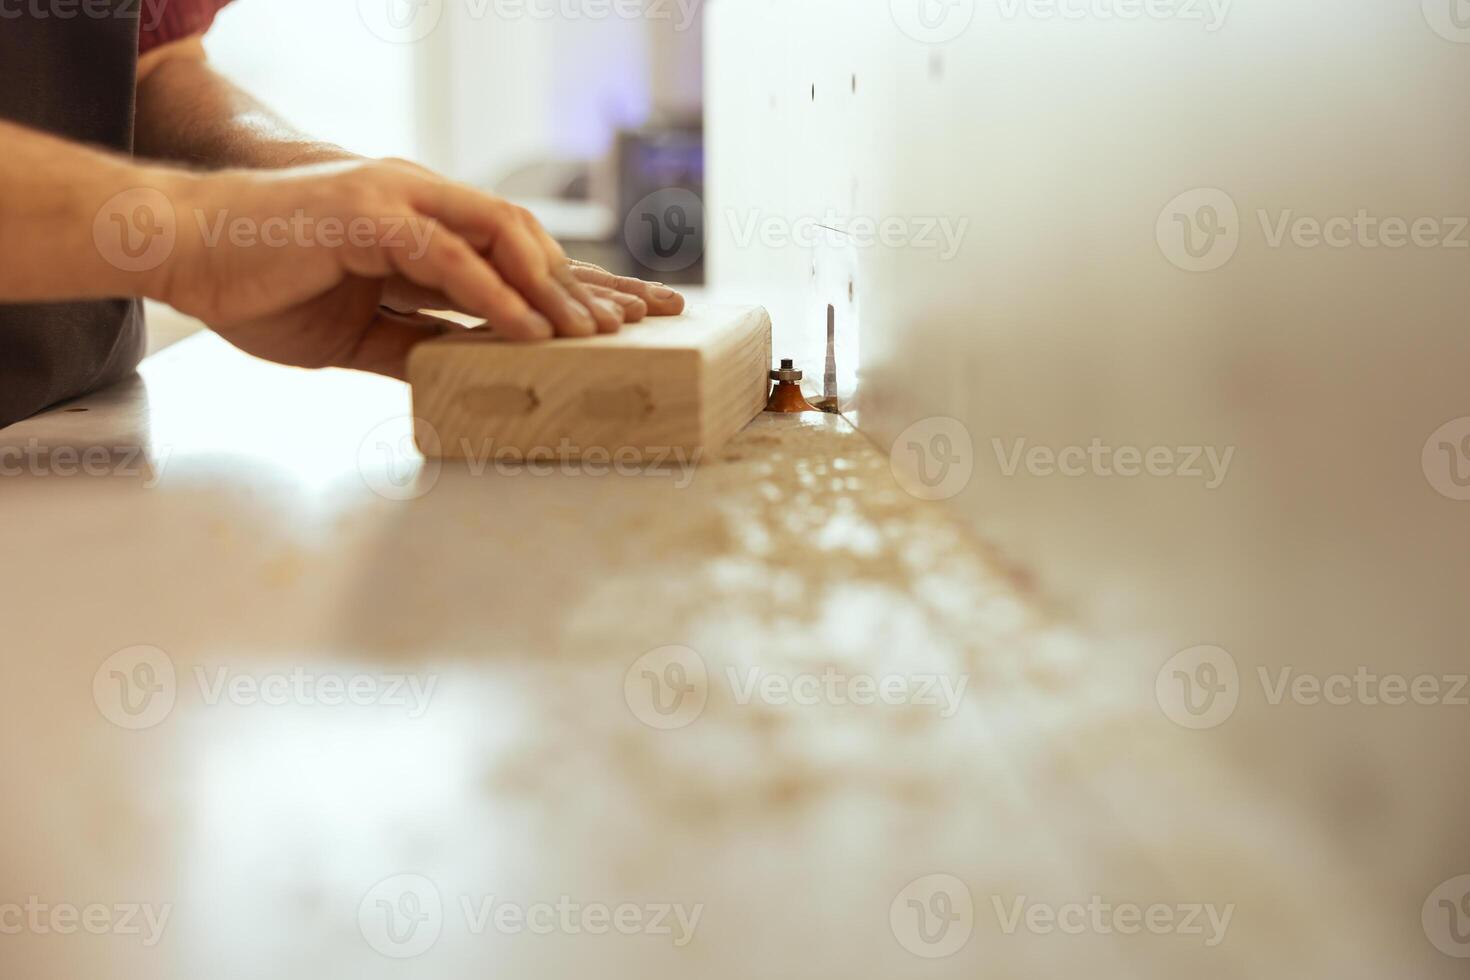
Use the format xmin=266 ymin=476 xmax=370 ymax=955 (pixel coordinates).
xmin=0 ymin=325 xmax=1415 ymax=978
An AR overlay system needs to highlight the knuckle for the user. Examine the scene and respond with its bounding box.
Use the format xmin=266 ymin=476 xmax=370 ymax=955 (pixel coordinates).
xmin=337 ymin=178 xmax=387 ymax=215
xmin=436 ymin=237 xmax=469 ymax=266
xmin=378 ymin=156 xmax=423 ymax=176
xmin=483 ymin=198 xmax=518 ymax=223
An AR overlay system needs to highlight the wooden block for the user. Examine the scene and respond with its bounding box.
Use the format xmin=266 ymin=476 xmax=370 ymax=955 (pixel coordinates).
xmin=408 ymin=305 xmax=772 ymax=462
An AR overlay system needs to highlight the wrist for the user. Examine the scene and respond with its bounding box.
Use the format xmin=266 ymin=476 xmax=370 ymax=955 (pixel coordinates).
xmin=76 ymin=159 xmax=205 ymax=304
xmin=135 ymin=166 xmax=211 ymax=306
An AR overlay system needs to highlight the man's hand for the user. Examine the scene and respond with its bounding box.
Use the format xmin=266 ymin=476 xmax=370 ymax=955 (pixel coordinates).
xmin=126 ymin=38 xmax=684 ymax=377
xmin=153 ymin=159 xmax=684 ymax=377
xmin=0 ymin=96 xmax=688 ymax=383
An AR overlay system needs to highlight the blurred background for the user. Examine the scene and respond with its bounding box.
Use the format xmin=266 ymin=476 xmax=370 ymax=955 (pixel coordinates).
xmin=205 ymin=0 xmax=706 ymax=283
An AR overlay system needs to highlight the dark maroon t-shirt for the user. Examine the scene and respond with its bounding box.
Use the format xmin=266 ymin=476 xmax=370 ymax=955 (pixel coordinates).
xmin=139 ymin=0 xmax=232 ymax=55
xmin=0 ymin=0 xmax=231 ymax=429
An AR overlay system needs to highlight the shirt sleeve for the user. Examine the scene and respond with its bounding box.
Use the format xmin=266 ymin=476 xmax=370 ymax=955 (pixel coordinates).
xmin=139 ymin=0 xmax=235 ymax=55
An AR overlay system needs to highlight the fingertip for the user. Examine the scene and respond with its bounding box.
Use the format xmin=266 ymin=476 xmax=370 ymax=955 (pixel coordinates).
xmin=648 ymin=286 xmax=686 ymax=315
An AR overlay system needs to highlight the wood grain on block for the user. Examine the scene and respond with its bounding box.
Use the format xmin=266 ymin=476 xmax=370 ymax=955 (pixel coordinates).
xmin=408 ymin=305 xmax=772 ymax=461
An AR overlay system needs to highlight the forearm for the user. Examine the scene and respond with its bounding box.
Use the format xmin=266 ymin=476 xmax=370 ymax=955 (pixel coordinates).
xmin=0 ymin=119 xmax=192 ymax=303
xmin=134 ymin=39 xmax=356 ymax=170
